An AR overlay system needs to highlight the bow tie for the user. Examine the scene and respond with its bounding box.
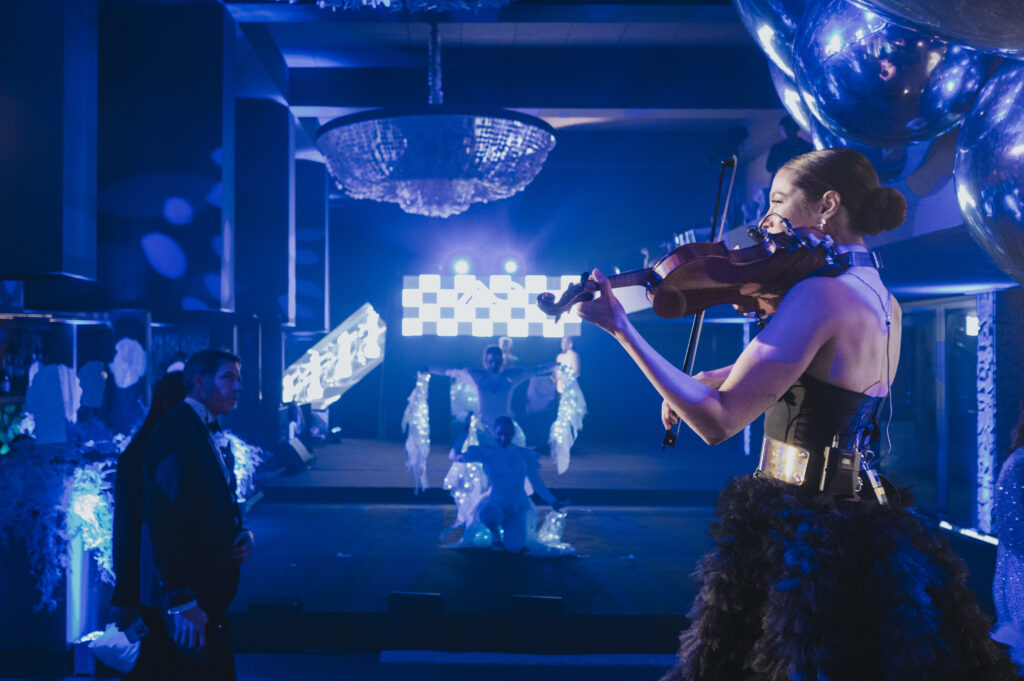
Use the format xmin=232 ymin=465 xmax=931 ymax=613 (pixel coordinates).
xmin=207 ymin=421 xmax=222 ymax=434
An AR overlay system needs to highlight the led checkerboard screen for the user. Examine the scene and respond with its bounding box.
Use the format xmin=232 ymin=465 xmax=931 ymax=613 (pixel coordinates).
xmin=401 ymin=274 xmax=582 ymax=337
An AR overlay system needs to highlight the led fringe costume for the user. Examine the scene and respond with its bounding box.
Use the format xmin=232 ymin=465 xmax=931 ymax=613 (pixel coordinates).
xmin=549 ymin=364 xmax=587 ymax=474
xmin=401 ymin=371 xmax=582 ymax=555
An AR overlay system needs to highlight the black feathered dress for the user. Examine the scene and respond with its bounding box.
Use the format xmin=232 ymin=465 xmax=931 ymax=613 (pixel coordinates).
xmin=661 ymin=374 xmax=1018 ymax=681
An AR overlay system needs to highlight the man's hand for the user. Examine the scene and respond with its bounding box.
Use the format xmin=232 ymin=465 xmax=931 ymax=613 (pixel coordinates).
xmin=173 ymin=605 xmax=209 ymax=649
xmin=111 ymin=605 xmax=138 ymax=632
xmin=232 ymin=529 xmax=255 ymax=563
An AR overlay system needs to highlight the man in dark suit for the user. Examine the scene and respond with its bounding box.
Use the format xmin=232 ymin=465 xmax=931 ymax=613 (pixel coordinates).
xmin=140 ymin=349 xmax=254 ymax=680
xmin=111 ymin=371 xmax=186 ymax=680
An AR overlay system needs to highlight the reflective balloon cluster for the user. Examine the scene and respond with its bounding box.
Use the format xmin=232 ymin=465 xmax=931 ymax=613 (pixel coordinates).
xmin=734 ymin=0 xmax=1024 ymax=284
xmin=794 ymin=0 xmax=991 ymax=148
xmin=848 ymin=0 xmax=1024 ymax=56
xmin=954 ymin=62 xmax=1024 ymax=283
xmin=767 ymin=62 xmax=812 ymax=132
xmin=731 ymin=0 xmax=809 ymax=79
xmin=809 ymin=119 xmax=909 ymax=183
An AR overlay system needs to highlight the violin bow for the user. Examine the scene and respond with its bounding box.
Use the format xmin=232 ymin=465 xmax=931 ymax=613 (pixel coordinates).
xmin=662 ymin=155 xmax=738 ymax=449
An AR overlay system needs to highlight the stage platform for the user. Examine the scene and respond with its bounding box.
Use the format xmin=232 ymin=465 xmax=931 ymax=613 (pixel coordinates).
xmin=258 ymin=436 xmax=754 ymax=505
xmin=230 ymin=437 xmax=751 ymax=654
xmin=228 ymin=438 xmax=999 ymax=656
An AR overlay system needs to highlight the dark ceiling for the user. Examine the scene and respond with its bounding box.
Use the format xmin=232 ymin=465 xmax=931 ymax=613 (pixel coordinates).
xmin=222 ymin=0 xmax=1017 ymax=302
xmin=226 ymin=0 xmax=784 ymax=152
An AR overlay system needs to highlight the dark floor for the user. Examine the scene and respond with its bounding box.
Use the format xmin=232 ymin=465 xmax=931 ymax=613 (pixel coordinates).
xmin=2 ymin=437 xmax=1004 ymax=679
xmin=1 ymin=652 xmax=681 ymax=681
xmin=232 ymin=502 xmax=714 ymax=617
xmin=236 ymin=437 xmax=748 ymax=616
xmin=228 ymin=438 xmax=734 ymax=655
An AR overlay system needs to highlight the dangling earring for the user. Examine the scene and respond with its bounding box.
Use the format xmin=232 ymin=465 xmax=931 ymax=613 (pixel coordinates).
xmin=817 ymin=216 xmax=827 ymax=230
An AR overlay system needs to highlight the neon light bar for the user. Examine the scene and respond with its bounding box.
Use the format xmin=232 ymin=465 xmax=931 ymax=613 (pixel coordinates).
xmin=937 ymin=520 xmax=999 ymax=546
xmin=283 ymin=302 xmax=386 ymax=408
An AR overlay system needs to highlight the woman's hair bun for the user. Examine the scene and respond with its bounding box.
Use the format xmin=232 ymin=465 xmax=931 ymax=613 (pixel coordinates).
xmin=856 ymin=186 xmax=908 ymax=236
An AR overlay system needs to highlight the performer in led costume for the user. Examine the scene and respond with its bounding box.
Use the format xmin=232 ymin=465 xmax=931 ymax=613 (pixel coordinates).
xmin=450 ymin=416 xmax=568 ymax=553
xmin=402 ymin=345 xmax=581 ymax=552
xmin=576 ymin=148 xmax=1016 ymax=680
xmin=430 ymin=346 xmax=555 ymax=545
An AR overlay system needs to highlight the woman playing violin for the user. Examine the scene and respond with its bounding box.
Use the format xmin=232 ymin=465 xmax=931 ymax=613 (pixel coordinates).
xmin=577 ymin=148 xmax=1017 ymax=681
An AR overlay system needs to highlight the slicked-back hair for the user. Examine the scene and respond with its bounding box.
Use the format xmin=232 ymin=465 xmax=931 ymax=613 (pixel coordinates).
xmin=182 ymin=348 xmax=241 ymax=393
xmin=780 ymin=147 xmax=907 ymax=236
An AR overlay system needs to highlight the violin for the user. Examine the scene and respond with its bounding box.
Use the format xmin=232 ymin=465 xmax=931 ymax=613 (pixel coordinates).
xmin=537 ymin=223 xmax=842 ymax=321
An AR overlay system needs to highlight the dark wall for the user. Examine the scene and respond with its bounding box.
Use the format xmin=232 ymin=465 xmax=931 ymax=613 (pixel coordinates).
xmin=26 ymin=2 xmax=232 ymax=313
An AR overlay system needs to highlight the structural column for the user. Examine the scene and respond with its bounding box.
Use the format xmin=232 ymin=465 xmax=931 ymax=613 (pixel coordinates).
xmin=0 ymin=0 xmax=97 ymax=281
xmin=295 ymin=160 xmax=330 ymax=334
xmin=235 ymin=98 xmax=295 ymax=448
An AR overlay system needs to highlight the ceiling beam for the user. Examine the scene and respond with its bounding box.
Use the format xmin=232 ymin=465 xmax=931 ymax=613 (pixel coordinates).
xmin=225 ymin=2 xmax=735 ymax=25
xmin=288 ymin=45 xmax=776 ymax=109
xmin=237 ymin=22 xmax=289 ymax=97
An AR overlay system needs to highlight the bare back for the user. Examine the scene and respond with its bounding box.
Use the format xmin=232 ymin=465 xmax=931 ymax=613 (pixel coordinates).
xmin=803 ymin=267 xmax=901 ymax=398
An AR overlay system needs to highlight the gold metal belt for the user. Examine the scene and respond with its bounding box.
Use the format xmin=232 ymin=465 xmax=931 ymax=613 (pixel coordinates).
xmin=755 ymin=435 xmax=889 ymax=505
xmin=756 ymin=435 xmax=812 ymax=486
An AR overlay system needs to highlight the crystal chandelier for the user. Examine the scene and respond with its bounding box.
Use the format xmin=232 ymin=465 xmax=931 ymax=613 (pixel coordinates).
xmin=315 ymin=23 xmax=556 ymax=218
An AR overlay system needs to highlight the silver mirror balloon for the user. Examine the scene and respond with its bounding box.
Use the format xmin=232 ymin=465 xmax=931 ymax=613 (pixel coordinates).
xmin=809 ymin=119 xmax=909 ymax=184
xmin=767 ymin=62 xmax=813 ymax=134
xmin=848 ymin=0 xmax=1024 ymax=56
xmin=731 ymin=0 xmax=809 ymax=79
xmin=794 ymin=0 xmax=992 ymax=148
xmin=954 ymin=61 xmax=1024 ymax=285
xmin=768 ymin=58 xmax=910 ymax=184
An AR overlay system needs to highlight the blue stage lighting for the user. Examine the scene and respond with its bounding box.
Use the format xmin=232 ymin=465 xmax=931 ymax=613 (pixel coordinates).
xmin=140 ymin=232 xmax=187 ymax=279
xmin=162 ymin=196 xmax=194 ymax=225
xmin=453 ymin=258 xmax=471 ymax=275
xmin=503 ymin=258 xmax=519 ymax=274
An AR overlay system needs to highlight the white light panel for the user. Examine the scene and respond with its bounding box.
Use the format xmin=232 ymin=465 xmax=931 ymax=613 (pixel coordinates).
xmin=402 ymin=274 xmax=582 ymax=337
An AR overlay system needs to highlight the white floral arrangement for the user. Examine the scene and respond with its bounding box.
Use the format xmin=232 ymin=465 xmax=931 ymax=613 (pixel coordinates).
xmin=0 ymin=431 xmax=118 ymax=610
xmin=225 ymin=432 xmax=265 ymax=503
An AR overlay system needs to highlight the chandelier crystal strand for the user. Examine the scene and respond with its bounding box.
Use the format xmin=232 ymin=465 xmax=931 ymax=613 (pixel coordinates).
xmin=429 ymin=21 xmax=442 ymax=106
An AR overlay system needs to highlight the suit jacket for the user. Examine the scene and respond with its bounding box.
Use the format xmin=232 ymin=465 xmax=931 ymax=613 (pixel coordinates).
xmin=111 ymin=426 xmax=150 ymax=607
xmin=140 ymin=402 xmax=242 ymax=616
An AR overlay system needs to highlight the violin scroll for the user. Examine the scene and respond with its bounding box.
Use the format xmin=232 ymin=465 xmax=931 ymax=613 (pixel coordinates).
xmin=536 ymin=272 xmax=594 ymax=321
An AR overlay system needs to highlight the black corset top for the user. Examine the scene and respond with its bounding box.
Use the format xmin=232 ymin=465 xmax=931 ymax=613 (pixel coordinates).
xmin=763 ymin=372 xmax=883 ymax=454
